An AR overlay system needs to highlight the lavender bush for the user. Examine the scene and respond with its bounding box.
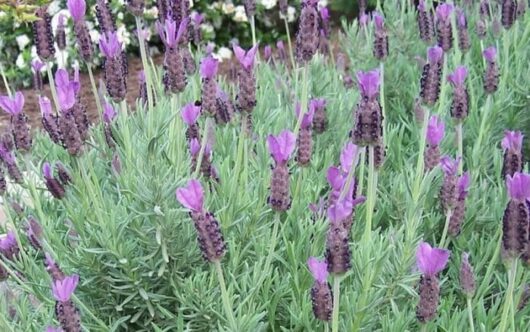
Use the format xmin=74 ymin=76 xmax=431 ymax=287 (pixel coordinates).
xmin=0 ymin=1 xmax=530 ymax=331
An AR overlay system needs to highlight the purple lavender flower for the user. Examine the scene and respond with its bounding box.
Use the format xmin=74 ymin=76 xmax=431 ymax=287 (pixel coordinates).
xmin=45 ymin=253 xmax=65 ymax=281
xmin=296 ymin=0 xmax=319 ymax=63
xmin=127 ymin=0 xmax=145 ymax=16
xmin=373 ymin=12 xmax=389 ymax=60
xmin=439 ymin=156 xmax=459 ymax=212
xmin=267 ymin=130 xmax=296 ymax=211
xmin=340 ymin=142 xmax=360 ymax=174
xmin=52 ymin=274 xmax=81 ymax=332
xmin=326 ymin=198 xmax=354 ymax=274
xmin=502 ymin=131 xmax=524 ymax=178
xmin=416 ymin=242 xmax=450 ymax=323
xmin=502 ymin=0 xmax=517 ymax=29
xmin=182 ymin=102 xmax=201 ymax=142
xmin=436 ymin=3 xmax=454 ymax=52
xmin=68 ymin=0 xmax=93 ymax=62
xmin=295 ymin=103 xmax=315 ymax=166
xmin=264 ymin=45 xmax=272 ymax=62
xmin=320 ymin=6 xmax=330 ymax=37
xmin=483 ymin=47 xmax=499 ymax=95
xmin=459 ymin=253 xmax=475 ymax=296
xmin=308 ymin=257 xmax=333 ymax=321
xmin=33 ymin=6 xmax=55 ymax=61
xmin=95 ymin=0 xmax=116 ymax=34
xmin=99 ymin=32 xmax=127 ymax=101
xmin=189 ymin=139 xmax=218 ymax=181
xmin=243 ymin=0 xmax=256 ymax=17
xmin=279 ymin=0 xmax=288 ymax=16
xmin=55 ymin=162 xmax=72 ymax=186
xmin=25 ymin=216 xmax=43 ymax=251
xmin=55 ymin=14 xmax=66 ymax=50
xmin=0 ymin=91 xmax=32 ymax=151
xmin=352 ymin=69 xmax=382 ymax=146
xmin=31 ymin=60 xmax=45 ymax=91
xmin=214 ymin=87 xmax=235 ymax=125
xmin=200 ymin=56 xmax=219 ymax=116
xmin=420 ymin=46 xmax=443 ymax=106
xmin=277 ymin=40 xmax=287 ymax=63
xmin=234 ymin=44 xmax=259 ymax=113
xmin=456 ymin=9 xmax=470 ymax=53
xmin=176 ymin=179 xmax=226 ymax=262
xmin=43 ymin=162 xmax=66 ymax=199
xmin=424 ymin=115 xmax=444 ymax=171
xmin=0 ymin=231 xmax=20 ymax=261
xmin=359 ymin=13 xmax=369 ymax=28
xmin=311 ymin=98 xmax=328 ymax=134
xmin=46 ymin=327 xmax=62 ymax=332
xmin=102 ymin=103 xmax=117 ymax=149
xmin=448 ymin=172 xmax=471 ymax=236
xmin=191 ymin=11 xmax=204 ymax=46
xmin=417 ymin=0 xmax=435 ymax=43
xmin=103 ymin=103 xmax=117 ymax=123
xmin=0 ymin=144 xmax=23 ymax=183
xmin=448 ymin=66 xmax=469 ymax=120
xmin=503 ymin=172 xmax=530 ymax=258
xmin=158 ymin=18 xmax=188 ymax=94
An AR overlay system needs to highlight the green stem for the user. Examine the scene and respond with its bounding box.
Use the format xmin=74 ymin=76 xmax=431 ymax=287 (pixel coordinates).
xmin=363 ymin=146 xmax=376 ymax=243
xmin=295 ymin=167 xmax=304 ymax=204
xmin=331 ymin=275 xmax=342 ymax=332
xmin=250 ymin=15 xmax=257 ymax=48
xmin=438 ymin=209 xmax=452 ymax=248
xmin=284 ymin=18 xmax=296 ymax=70
xmin=480 ymin=40 xmax=486 ymax=68
xmin=474 ymin=95 xmax=492 ymax=162
xmin=86 ymin=64 xmax=103 ymax=117
xmin=193 ymin=117 xmax=213 ymax=178
xmin=412 ymin=107 xmax=430 ymax=202
xmin=324 ymin=323 xmax=330 ymax=332
xmin=263 ymin=215 xmax=280 ymax=278
xmin=135 ymin=17 xmax=154 ymax=113
xmin=499 ymin=259 xmax=518 ymax=332
xmin=234 ymin=115 xmax=247 ymax=187
xmin=466 ymin=297 xmax=475 ymax=332
xmin=46 ymin=64 xmax=61 ymax=115
xmin=214 ymin=260 xmax=237 ymax=330
xmin=294 ymin=65 xmax=309 ymax=136
xmin=356 ymin=148 xmax=366 ymax=197
xmin=456 ymin=122 xmax=463 ymax=174
xmin=0 ymin=63 xmax=12 ymax=95
xmin=474 ymin=227 xmax=501 ymax=301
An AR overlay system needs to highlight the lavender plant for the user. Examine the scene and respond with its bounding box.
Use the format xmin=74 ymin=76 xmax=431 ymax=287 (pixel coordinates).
xmin=0 ymin=1 xmax=530 ymax=331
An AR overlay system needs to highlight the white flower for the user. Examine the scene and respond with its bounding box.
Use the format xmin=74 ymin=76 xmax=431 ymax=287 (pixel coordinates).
xmin=30 ymin=46 xmax=38 ymax=59
xmin=287 ymin=6 xmax=296 ymax=22
xmin=144 ymin=6 xmax=159 ymax=18
xmin=209 ymin=2 xmax=221 ymax=10
xmin=201 ymin=23 xmax=214 ymax=34
xmin=16 ymin=54 xmax=26 ymax=69
xmin=233 ymin=5 xmax=248 ymax=22
xmin=89 ymin=29 xmax=100 ymax=43
xmin=16 ymin=35 xmax=31 ymax=50
xmin=213 ymin=47 xmax=232 ymax=62
xmin=318 ymin=0 xmax=328 ymax=8
xmin=117 ymin=25 xmax=131 ymax=47
xmin=117 ymin=12 xmax=124 ymax=20
xmin=0 ymin=11 xmax=6 ymax=19
xmin=260 ymin=0 xmax=277 ymax=10
xmin=47 ymin=0 xmax=61 ymax=15
xmin=222 ymin=3 xmax=235 ymax=15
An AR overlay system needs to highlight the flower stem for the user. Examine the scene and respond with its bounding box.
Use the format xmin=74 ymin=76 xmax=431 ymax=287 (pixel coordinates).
xmin=214 ymin=260 xmax=237 ymax=330
xmin=0 ymin=63 xmax=12 ymax=95
xmin=379 ymin=62 xmax=386 ymax=140
xmin=250 ymin=15 xmax=257 ymax=48
xmin=234 ymin=115 xmax=247 ymax=188
xmin=135 ymin=17 xmax=154 ymax=113
xmin=412 ymin=107 xmax=430 ymax=203
xmin=46 ymin=64 xmax=61 ymax=115
xmin=356 ymin=148 xmax=366 ymax=197
xmin=86 ymin=64 xmax=103 ymax=117
xmin=499 ymin=259 xmax=518 ymax=332
xmin=466 ymin=297 xmax=475 ymax=332
xmin=193 ymin=117 xmax=213 ymax=178
xmin=438 ymin=209 xmax=452 ymax=248
xmin=474 ymin=227 xmax=501 ymax=301
xmin=294 ymin=65 xmax=309 ymax=136
xmin=324 ymin=323 xmax=330 ymax=332
xmin=473 ymin=95 xmax=492 ymax=166
xmin=284 ymin=18 xmax=296 ymax=70
xmin=331 ymin=275 xmax=342 ymax=332
xmin=363 ymin=145 xmax=376 ymax=243
xmin=456 ymin=122 xmax=463 ymax=174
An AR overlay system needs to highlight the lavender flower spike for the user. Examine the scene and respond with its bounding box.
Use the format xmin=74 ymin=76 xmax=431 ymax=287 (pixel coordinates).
xmin=420 ymin=46 xmax=443 ymax=106
xmin=459 ymin=253 xmax=476 ymax=296
xmin=448 ymin=172 xmax=470 ymax=236
xmin=268 ymin=130 xmax=296 ymax=211
xmin=373 ymin=12 xmax=389 ymax=60
xmin=32 ymin=60 xmax=46 ymax=91
xmin=308 ymin=257 xmax=333 ymax=321
xmin=353 ymin=69 xmax=383 ymax=146
xmin=200 ymin=56 xmax=218 ymax=79
xmin=416 ymin=242 xmax=450 ymax=323
xmin=448 ymin=66 xmax=469 ymax=120
xmin=296 ymin=0 xmax=319 ymax=63
xmin=295 ymin=103 xmax=315 ymax=166
xmin=311 ymin=98 xmax=328 ymax=134
xmin=436 ymin=3 xmax=454 ymax=52
xmin=52 ymin=274 xmax=81 ymax=331
xmin=0 ymin=231 xmax=20 ymax=260
xmin=424 ymin=115 xmax=444 ymax=171
xmin=99 ymin=32 xmax=127 ymax=101
xmin=43 ymin=162 xmax=66 ymax=199
xmin=503 ymin=172 xmax=530 ymax=258
xmin=501 ymin=131 xmax=524 ymax=178
xmin=200 ymin=56 xmax=219 ymax=116
xmin=68 ymin=0 xmax=93 ymax=61
xmin=103 ymin=103 xmax=117 ymax=123
xmin=483 ymin=46 xmax=499 ymax=94
xmin=182 ymin=102 xmax=201 ymax=142
xmin=176 ymin=179 xmax=226 ymax=262
xmin=357 ymin=69 xmax=380 ymax=99
xmin=99 ymin=31 xmax=122 ymax=58
xmin=33 ymin=6 xmax=55 ymax=61
xmin=456 ymin=9 xmax=470 ymax=53
xmin=417 ymin=0 xmax=435 ymax=43
xmin=0 ymin=91 xmax=32 ymax=151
